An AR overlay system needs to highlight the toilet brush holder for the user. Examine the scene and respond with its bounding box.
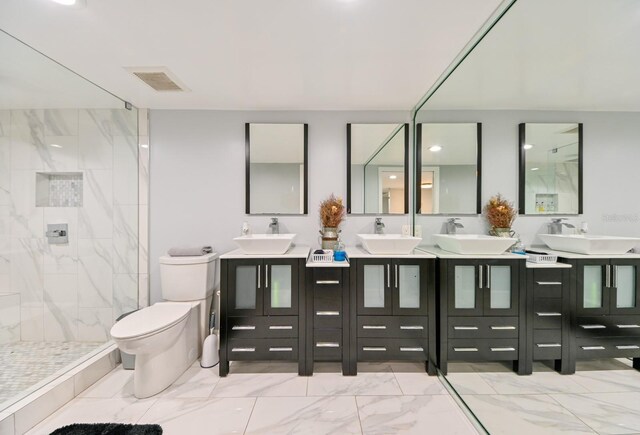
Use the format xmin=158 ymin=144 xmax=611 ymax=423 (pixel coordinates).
xmin=200 ymin=333 xmax=219 ymax=368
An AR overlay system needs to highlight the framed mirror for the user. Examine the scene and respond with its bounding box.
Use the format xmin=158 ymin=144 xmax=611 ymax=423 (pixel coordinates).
xmin=519 ymin=123 xmax=583 ymax=215
xmin=347 ymin=123 xmax=409 ymax=214
xmin=416 ymin=123 xmax=481 ymax=214
xmin=245 ymin=123 xmax=308 ymax=214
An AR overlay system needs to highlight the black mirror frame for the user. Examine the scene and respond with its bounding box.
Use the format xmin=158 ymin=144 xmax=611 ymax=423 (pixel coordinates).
xmin=415 ymin=122 xmax=482 ymax=215
xmin=518 ymin=122 xmax=583 ymax=215
xmin=346 ymin=123 xmax=409 ymax=215
xmin=245 ymin=122 xmax=309 ymax=215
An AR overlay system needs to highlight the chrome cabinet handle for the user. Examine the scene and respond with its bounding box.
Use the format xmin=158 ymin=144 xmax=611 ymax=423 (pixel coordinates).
xmin=232 ymin=347 xmax=255 ymax=352
xmin=265 ymin=264 xmax=269 ymax=288
xmin=580 ymin=324 xmax=606 ymax=329
xmin=454 ymin=326 xmax=478 ymax=330
xmin=454 ymin=347 xmax=478 ymax=352
xmin=478 ymin=265 xmax=483 ymax=289
xmin=616 ymin=345 xmax=639 ymax=350
xmin=613 ymin=265 xmax=618 ymax=288
xmin=269 ymin=347 xmax=293 ymax=352
xmin=395 ymin=264 xmax=398 ymax=288
xmin=486 ymin=265 xmax=491 ymax=289
xmin=387 ymin=264 xmax=390 ymax=288
xmin=617 ymin=324 xmax=640 ymax=329
xmin=316 ymin=311 xmax=340 ymax=316
xmin=536 ymin=312 xmax=561 ymax=317
xmin=400 ymin=325 xmax=424 ymax=330
xmin=400 ymin=347 xmax=424 ymax=352
xmin=363 ymin=347 xmax=386 ymax=351
xmin=362 ymin=325 xmax=386 ymax=330
xmin=316 ymin=280 xmax=340 ymax=285
xmin=258 ymin=265 xmax=261 ymax=289
xmin=606 ymin=264 xmax=611 ymax=288
xmin=316 ymin=342 xmax=340 ymax=348
xmin=491 ymin=347 xmax=515 ymax=352
xmin=491 ymin=326 xmax=516 ymax=330
xmin=232 ymin=325 xmax=256 ymax=330
xmin=269 ymin=325 xmax=293 ymax=330
xmin=581 ymin=346 xmax=605 ymax=350
xmin=536 ymin=281 xmax=562 ymax=285
xmin=537 ymin=343 xmax=561 ymax=348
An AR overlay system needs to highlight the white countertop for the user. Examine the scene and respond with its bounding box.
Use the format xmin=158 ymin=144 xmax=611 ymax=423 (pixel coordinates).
xmin=346 ymin=246 xmax=436 ymax=259
xmin=420 ymin=246 xmax=527 ymax=260
xmin=220 ymin=245 xmax=310 ymax=259
xmin=530 ymin=246 xmax=640 ymax=260
xmin=526 ymin=261 xmax=572 ymax=269
xmin=306 ymin=258 xmax=350 ymax=268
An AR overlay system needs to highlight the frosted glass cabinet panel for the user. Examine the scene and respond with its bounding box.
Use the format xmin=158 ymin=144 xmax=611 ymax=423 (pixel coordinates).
xmin=454 ymin=266 xmax=476 ymax=309
xmin=583 ymin=265 xmax=603 ymax=309
xmin=364 ymin=265 xmax=386 ymax=308
xmin=489 ymin=266 xmax=511 ymax=309
xmin=235 ymin=265 xmax=257 ymax=310
xmin=398 ymin=265 xmax=420 ymax=309
xmin=269 ymin=265 xmax=292 ymax=309
xmin=616 ymin=265 xmax=636 ymax=309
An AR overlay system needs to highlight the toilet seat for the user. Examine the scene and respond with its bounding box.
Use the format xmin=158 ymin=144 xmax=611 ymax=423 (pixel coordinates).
xmin=111 ymin=303 xmax=191 ymax=341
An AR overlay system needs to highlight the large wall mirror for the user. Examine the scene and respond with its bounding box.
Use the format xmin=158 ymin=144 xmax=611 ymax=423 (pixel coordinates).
xmin=245 ymin=123 xmax=308 ymax=214
xmin=416 ymin=123 xmax=481 ymax=214
xmin=347 ymin=123 xmax=409 ymax=214
xmin=519 ymin=123 xmax=583 ymax=215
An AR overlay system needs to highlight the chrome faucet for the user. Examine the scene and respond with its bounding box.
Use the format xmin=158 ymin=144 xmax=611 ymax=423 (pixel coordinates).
xmin=269 ymin=217 xmax=279 ymax=235
xmin=548 ymin=218 xmax=575 ymax=234
xmin=446 ymin=218 xmax=464 ymax=234
xmin=374 ymin=217 xmax=385 ymax=234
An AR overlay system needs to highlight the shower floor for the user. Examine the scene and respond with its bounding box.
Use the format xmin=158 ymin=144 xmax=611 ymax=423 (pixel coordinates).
xmin=0 ymin=341 xmax=104 ymax=408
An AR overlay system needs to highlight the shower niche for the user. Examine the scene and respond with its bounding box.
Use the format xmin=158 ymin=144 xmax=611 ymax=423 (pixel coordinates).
xmin=35 ymin=172 xmax=83 ymax=207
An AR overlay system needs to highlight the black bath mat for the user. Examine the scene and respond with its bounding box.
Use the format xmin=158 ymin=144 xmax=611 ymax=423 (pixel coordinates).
xmin=50 ymin=423 xmax=162 ymax=435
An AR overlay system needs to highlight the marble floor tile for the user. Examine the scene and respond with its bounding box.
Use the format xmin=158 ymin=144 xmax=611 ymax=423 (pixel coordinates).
xmin=307 ymin=372 xmax=402 ymax=396
xmin=159 ymin=366 xmax=219 ymax=399
xmin=394 ymin=373 xmax=448 ymax=395
xmin=78 ymin=366 xmax=134 ymax=398
xmin=357 ymin=362 xmax=393 ymax=373
xmin=551 ymin=392 xmax=640 ymax=434
xmin=26 ymin=397 xmax=157 ymax=435
xmin=210 ymin=373 xmax=307 ymax=398
xmin=576 ymin=358 xmax=633 ymax=371
xmin=138 ymin=397 xmax=255 ymax=435
xmin=245 ymin=396 xmax=361 ymax=434
xmin=461 ymin=394 xmax=595 ymax=435
xmin=443 ymin=373 xmax=498 ymax=395
xmin=570 ymin=370 xmax=640 ymax=393
xmin=357 ymin=395 xmax=478 ymax=435
xmin=478 ymin=371 xmax=590 ymax=395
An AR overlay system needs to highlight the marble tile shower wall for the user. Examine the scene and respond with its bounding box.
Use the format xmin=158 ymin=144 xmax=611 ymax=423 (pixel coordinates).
xmin=0 ymin=108 xmax=139 ymax=344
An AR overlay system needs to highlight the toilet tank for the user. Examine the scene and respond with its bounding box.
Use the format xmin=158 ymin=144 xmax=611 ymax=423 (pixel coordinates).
xmin=159 ymin=253 xmax=217 ymax=301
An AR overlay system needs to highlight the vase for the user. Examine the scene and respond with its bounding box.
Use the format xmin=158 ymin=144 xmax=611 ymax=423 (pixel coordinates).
xmin=492 ymin=227 xmax=515 ymax=238
xmin=320 ymin=227 xmax=339 ymax=250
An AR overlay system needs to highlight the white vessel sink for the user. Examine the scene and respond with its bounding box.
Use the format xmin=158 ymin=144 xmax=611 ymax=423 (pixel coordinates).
xmin=233 ymin=234 xmax=296 ymax=255
xmin=358 ymin=234 xmax=422 ymax=255
xmin=539 ymin=234 xmax=640 ymax=255
xmin=433 ymin=234 xmax=517 ymax=255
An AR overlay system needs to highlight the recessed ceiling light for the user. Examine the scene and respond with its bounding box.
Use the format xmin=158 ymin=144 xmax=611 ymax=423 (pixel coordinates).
xmin=389 ymin=175 xmax=397 ymax=180
xmin=51 ymin=0 xmax=77 ymax=5
xmin=428 ymin=145 xmax=442 ymax=152
xmin=531 ymin=167 xmax=539 ymax=171
xmin=50 ymin=144 xmax=63 ymax=148
xmin=421 ymin=183 xmax=433 ymax=189
xmin=523 ymin=144 xmax=533 ymax=150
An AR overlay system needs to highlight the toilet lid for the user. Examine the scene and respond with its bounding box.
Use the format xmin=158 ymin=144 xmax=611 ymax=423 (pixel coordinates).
xmin=110 ymin=303 xmax=191 ymax=340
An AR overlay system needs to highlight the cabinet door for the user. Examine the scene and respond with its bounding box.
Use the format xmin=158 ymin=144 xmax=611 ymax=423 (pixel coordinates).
xmin=392 ymin=259 xmax=428 ymax=316
xmin=447 ymin=260 xmax=483 ymax=316
xmin=483 ymin=260 xmax=519 ymax=316
xmin=610 ymin=260 xmax=640 ymax=315
xmin=576 ymin=260 xmax=610 ymax=316
xmin=357 ymin=259 xmax=392 ymax=315
xmin=228 ymin=259 xmax=263 ymax=316
xmin=264 ymin=259 xmax=299 ymax=316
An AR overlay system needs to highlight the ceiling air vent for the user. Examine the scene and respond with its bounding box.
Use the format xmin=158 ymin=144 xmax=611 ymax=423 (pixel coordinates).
xmin=125 ymin=67 xmax=189 ymax=92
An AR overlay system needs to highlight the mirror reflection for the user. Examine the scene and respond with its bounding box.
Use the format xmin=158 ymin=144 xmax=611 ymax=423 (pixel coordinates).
xmin=347 ymin=123 xmax=408 ymax=214
xmin=246 ymin=123 xmax=308 ymax=214
xmin=520 ymin=123 xmax=582 ymax=215
xmin=417 ymin=123 xmax=481 ymax=214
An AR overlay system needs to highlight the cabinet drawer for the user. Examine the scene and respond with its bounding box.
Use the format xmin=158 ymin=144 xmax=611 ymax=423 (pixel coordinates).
xmin=532 ymin=271 xmax=564 ymax=298
xmin=357 ymin=316 xmax=428 ymax=338
xmin=448 ymin=338 xmax=519 ymax=361
xmin=448 ymin=317 xmax=519 ymax=339
xmin=533 ymin=299 xmax=563 ymax=329
xmin=314 ymin=304 xmax=342 ymax=329
xmin=314 ymin=329 xmax=342 ymax=361
xmin=532 ymin=330 xmax=562 ymax=360
xmin=312 ymin=268 xmax=343 ymax=287
xmin=357 ymin=338 xmax=428 ymax=361
xmin=576 ymin=337 xmax=640 ymax=359
xmin=228 ymin=338 xmax=298 ymax=360
xmin=228 ymin=316 xmax=298 ymax=339
xmin=576 ymin=316 xmax=640 ymax=337
xmin=314 ymin=286 xmax=342 ymax=310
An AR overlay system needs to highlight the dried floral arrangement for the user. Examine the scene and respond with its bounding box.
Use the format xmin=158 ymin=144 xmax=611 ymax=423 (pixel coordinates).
xmin=483 ymin=194 xmax=517 ymax=230
xmin=319 ymin=194 xmax=346 ymax=228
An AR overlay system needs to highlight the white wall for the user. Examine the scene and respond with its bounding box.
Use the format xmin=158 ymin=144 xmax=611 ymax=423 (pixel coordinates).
xmin=415 ymin=110 xmax=640 ymax=247
xmin=149 ymin=110 xmax=412 ymax=302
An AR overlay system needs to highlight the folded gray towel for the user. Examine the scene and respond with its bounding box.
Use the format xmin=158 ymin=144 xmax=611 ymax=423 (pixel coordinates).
xmin=168 ymin=246 xmax=213 ymax=257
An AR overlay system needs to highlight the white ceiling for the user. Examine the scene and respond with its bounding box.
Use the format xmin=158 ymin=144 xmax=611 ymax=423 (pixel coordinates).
xmin=422 ymin=0 xmax=640 ymax=111
xmin=0 ymin=0 xmax=503 ymax=110
xmin=420 ymin=123 xmax=478 ymax=165
xmin=350 ymin=123 xmax=402 ymax=165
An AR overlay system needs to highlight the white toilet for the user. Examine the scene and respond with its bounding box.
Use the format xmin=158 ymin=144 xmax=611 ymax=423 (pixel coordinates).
xmin=110 ymin=252 xmax=217 ymax=398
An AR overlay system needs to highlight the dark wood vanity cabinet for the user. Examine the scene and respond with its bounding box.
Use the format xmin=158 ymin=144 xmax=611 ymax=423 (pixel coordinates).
xmin=438 ymin=258 xmax=526 ymax=375
xmin=219 ymin=258 xmax=306 ymax=376
xmin=350 ymin=258 xmax=437 ymax=375
xmin=564 ymin=257 xmax=640 ymax=370
xmin=524 ymin=265 xmax=572 ymax=374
